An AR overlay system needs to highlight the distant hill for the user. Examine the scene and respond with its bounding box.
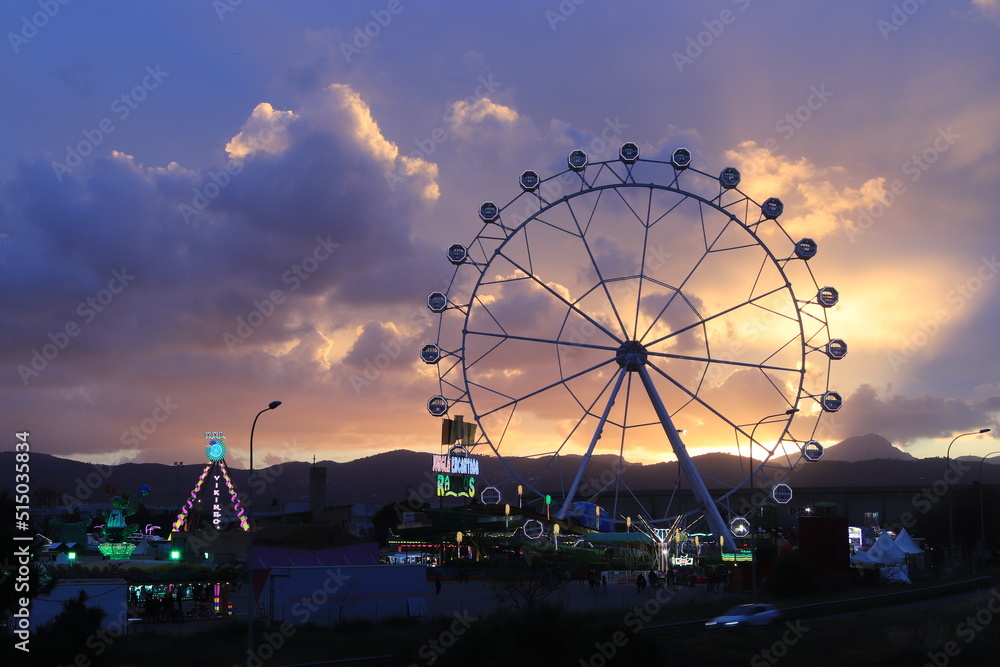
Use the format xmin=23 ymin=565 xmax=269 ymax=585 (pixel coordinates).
xmin=5 ymin=434 xmax=1000 ymax=511
xmin=820 ymin=433 xmax=916 ymax=462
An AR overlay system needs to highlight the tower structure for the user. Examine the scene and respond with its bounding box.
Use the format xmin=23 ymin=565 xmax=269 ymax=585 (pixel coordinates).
xmin=171 ymin=431 xmax=250 ymax=532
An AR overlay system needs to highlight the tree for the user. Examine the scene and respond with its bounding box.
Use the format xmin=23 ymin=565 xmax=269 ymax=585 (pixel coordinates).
xmin=33 ymin=591 xmax=108 ymax=666
xmin=489 ymin=564 xmax=565 ymax=611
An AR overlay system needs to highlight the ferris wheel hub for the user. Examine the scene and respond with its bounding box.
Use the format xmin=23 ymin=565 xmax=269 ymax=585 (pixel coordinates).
xmin=616 ymin=340 xmax=648 ymax=371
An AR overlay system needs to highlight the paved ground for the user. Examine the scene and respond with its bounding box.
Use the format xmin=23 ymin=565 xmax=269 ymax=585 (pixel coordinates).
xmin=424 ymin=576 xmax=733 ymax=618
xmin=126 ymin=572 xmax=742 ymax=637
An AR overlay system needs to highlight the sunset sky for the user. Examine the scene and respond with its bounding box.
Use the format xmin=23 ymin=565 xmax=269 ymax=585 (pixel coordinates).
xmin=2 ymin=0 xmax=999 ymax=471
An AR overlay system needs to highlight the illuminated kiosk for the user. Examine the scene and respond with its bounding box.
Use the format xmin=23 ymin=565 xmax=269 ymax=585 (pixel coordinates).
xmin=172 ymin=432 xmax=250 ymax=533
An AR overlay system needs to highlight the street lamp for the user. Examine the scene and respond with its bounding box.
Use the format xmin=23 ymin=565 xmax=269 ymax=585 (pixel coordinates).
xmin=947 ymin=428 xmax=990 ymax=567
xmin=173 ymin=461 xmax=183 ymax=511
xmin=979 ymin=450 xmax=1000 ymax=568
xmin=749 ymin=408 xmax=798 ymax=602
xmin=247 ymin=400 xmax=281 ymax=663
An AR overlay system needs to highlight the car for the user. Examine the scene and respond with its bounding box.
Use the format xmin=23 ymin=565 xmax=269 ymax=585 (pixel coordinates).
xmin=705 ymin=603 xmax=782 ymax=627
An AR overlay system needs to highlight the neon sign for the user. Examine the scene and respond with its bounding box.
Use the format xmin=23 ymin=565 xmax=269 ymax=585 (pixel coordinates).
xmin=431 ymin=454 xmax=479 ymax=475
xmin=436 ymin=474 xmax=475 ymax=497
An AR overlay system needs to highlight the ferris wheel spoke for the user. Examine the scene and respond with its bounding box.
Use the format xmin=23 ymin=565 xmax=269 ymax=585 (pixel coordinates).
xmin=648 ymin=191 xmax=691 ymax=228
xmin=643 ymin=349 xmax=801 ymax=375
xmin=466 ymin=328 xmax=621 ymax=354
xmin=565 ymin=197 xmax=631 ymax=338
xmin=636 ymin=237 xmax=713 ymax=343
xmin=643 ymin=285 xmax=789 ymax=349
xmin=495 ymin=249 xmax=624 ymax=344
xmin=556 ymin=366 xmax=629 ymax=521
xmin=629 ymin=190 xmax=655 ymax=339
xmin=607 ymin=180 xmax=650 ymax=228
xmin=533 ymin=368 xmax=624 ymax=483
xmin=473 ymin=356 xmax=620 ymax=423
xmin=644 ymin=358 xmax=752 ymax=437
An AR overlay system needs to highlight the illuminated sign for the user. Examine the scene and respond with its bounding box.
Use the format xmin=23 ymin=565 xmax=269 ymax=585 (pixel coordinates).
xmin=431 ymin=454 xmax=480 ymax=475
xmin=436 ymin=474 xmax=475 ymax=497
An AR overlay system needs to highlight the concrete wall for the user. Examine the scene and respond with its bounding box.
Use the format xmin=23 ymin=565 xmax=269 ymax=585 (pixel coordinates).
xmin=257 ymin=564 xmax=426 ymax=626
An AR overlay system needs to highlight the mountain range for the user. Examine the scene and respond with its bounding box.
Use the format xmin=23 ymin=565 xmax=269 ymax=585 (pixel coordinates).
xmin=5 ymin=433 xmax=999 ymax=510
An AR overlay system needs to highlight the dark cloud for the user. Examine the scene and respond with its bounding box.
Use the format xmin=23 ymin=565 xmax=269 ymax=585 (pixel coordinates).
xmin=835 ymin=384 xmax=997 ymax=445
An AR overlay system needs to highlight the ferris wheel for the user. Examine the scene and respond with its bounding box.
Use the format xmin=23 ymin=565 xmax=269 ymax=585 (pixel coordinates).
xmin=422 ymin=143 xmax=845 ymax=545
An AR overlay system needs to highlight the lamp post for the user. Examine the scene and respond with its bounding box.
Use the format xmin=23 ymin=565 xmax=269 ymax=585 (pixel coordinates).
xmin=247 ymin=400 xmax=281 ymax=664
xmin=946 ymin=428 xmax=990 ymax=567
xmin=979 ymin=450 xmax=1000 ymax=568
xmin=173 ymin=461 xmax=183 ymax=511
xmin=749 ymin=408 xmax=798 ymax=602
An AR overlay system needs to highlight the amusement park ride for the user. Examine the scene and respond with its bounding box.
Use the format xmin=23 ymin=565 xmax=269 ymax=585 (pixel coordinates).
xmin=172 ymin=431 xmax=250 ymax=533
xmin=421 ymin=143 xmax=846 ymax=558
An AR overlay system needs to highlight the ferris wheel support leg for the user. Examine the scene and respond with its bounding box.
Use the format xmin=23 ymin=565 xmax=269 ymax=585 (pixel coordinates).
xmin=636 ymin=365 xmax=736 ymax=552
xmin=555 ymin=367 xmax=629 ymax=522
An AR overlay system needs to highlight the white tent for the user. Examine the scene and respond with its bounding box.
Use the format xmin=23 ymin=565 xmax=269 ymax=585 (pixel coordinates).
xmin=893 ymin=528 xmax=924 ymax=554
xmin=849 ymin=550 xmax=880 ymax=567
xmin=866 ymin=531 xmax=907 ymax=565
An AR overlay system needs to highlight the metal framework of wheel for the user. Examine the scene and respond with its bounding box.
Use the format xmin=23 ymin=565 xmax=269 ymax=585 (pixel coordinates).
xmin=423 ymin=143 xmax=845 ymax=549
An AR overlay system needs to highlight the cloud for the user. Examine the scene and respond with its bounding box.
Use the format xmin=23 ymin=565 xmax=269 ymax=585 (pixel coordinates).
xmin=225 ymin=103 xmax=297 ymax=159
xmin=834 ymin=384 xmax=998 ymax=445
xmin=447 ymin=97 xmax=520 ymax=138
xmin=725 ymin=141 xmax=889 ymax=238
xmin=0 ymin=82 xmax=443 ymax=462
xmin=324 ymin=83 xmax=439 ymax=201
